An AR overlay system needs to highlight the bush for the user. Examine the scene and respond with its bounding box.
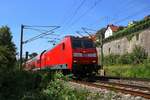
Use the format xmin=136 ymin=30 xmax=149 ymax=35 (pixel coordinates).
xmin=131 ymin=45 xmax=148 ymax=64
xmin=117 ymin=53 xmax=133 ymax=64
xmin=104 ymin=54 xmax=119 ymax=65
xmin=21 ymin=72 xmax=104 ymax=100
xmin=42 ymin=79 xmax=88 ymax=100
xmin=104 ymin=64 xmax=150 ymax=79
xmin=0 ymin=71 xmax=45 ymax=100
xmin=104 ymin=46 xmax=148 ymax=65
xmin=0 ymin=70 xmax=105 ymax=100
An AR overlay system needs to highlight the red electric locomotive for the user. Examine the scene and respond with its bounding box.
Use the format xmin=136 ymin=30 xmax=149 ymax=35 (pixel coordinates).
xmin=25 ymin=36 xmax=100 ymax=76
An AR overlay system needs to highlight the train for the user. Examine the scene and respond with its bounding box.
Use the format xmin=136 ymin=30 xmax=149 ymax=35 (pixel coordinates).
xmin=25 ymin=36 xmax=100 ymax=76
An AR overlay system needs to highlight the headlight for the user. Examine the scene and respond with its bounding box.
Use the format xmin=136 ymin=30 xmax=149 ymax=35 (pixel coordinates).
xmin=73 ymin=53 xmax=82 ymax=57
xmin=88 ymin=53 xmax=96 ymax=57
xmin=92 ymin=60 xmax=96 ymax=63
xmin=73 ymin=60 xmax=77 ymax=63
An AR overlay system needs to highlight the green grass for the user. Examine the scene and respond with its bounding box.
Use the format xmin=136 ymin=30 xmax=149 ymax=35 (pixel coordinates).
xmin=104 ymin=63 xmax=150 ymax=79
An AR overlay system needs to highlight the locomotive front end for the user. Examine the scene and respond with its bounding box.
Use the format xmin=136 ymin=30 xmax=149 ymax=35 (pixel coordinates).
xmin=71 ymin=37 xmax=99 ymax=76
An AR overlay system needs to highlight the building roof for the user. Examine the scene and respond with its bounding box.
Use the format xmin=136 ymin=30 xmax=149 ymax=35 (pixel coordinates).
xmin=107 ymin=24 xmax=119 ymax=32
xmin=144 ymin=15 xmax=150 ymax=20
xmin=89 ymin=34 xmax=96 ymax=41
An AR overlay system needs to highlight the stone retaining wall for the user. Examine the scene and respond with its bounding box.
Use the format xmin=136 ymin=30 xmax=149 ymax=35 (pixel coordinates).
xmin=97 ymin=28 xmax=150 ymax=64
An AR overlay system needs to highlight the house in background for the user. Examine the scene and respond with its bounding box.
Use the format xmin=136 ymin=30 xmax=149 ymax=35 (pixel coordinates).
xmin=144 ymin=15 xmax=150 ymax=20
xmin=104 ymin=24 xmax=120 ymax=38
xmin=128 ymin=21 xmax=137 ymax=27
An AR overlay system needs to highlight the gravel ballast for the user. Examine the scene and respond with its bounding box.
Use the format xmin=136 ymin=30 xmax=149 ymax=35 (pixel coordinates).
xmin=67 ymin=81 xmax=149 ymax=100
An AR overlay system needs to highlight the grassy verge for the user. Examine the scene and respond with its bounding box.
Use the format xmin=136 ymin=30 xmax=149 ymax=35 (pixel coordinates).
xmin=104 ymin=63 xmax=150 ymax=79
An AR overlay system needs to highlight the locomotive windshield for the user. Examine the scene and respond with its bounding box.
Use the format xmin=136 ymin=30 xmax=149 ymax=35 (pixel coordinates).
xmin=72 ymin=39 xmax=95 ymax=48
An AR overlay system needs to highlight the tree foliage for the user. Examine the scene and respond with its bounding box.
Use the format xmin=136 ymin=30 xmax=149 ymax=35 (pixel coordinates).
xmin=96 ymin=28 xmax=106 ymax=38
xmin=104 ymin=46 xmax=148 ymax=65
xmin=95 ymin=28 xmax=106 ymax=46
xmin=0 ymin=26 xmax=16 ymax=70
xmin=29 ymin=52 xmax=38 ymax=59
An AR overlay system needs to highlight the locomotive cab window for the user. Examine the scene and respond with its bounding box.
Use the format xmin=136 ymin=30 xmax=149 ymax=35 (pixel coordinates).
xmin=72 ymin=39 xmax=95 ymax=48
xmin=72 ymin=40 xmax=82 ymax=48
xmin=83 ymin=40 xmax=95 ymax=48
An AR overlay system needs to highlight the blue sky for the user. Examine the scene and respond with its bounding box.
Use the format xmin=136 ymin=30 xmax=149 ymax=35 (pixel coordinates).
xmin=0 ymin=0 xmax=150 ymax=57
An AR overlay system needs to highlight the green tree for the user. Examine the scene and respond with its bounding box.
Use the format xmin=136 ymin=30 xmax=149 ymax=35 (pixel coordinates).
xmin=0 ymin=26 xmax=16 ymax=70
xmin=29 ymin=52 xmax=38 ymax=59
xmin=95 ymin=28 xmax=106 ymax=46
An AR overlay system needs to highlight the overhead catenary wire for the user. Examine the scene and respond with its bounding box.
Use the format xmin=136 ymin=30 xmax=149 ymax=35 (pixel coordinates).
xmin=62 ymin=0 xmax=87 ymax=27
xmin=63 ymin=0 xmax=103 ymax=33
xmin=76 ymin=26 xmax=97 ymax=37
xmin=23 ymin=25 xmax=59 ymax=28
xmin=25 ymin=31 xmax=60 ymax=44
xmin=81 ymin=27 xmax=96 ymax=38
xmin=84 ymin=0 xmax=135 ymax=28
xmin=42 ymin=37 xmax=61 ymax=40
xmin=82 ymin=27 xmax=97 ymax=32
xmin=89 ymin=3 xmax=150 ymax=30
xmin=76 ymin=31 xmax=84 ymax=37
xmin=69 ymin=0 xmax=103 ymax=28
xmin=113 ymin=6 xmax=150 ymax=24
xmin=112 ymin=0 xmax=137 ymax=17
xmin=86 ymin=0 xmax=149 ymax=30
xmin=24 ymin=27 xmax=48 ymax=33
xmin=63 ymin=0 xmax=150 ymax=37
xmin=23 ymin=31 xmax=55 ymax=44
xmin=105 ymin=1 xmax=138 ymax=25
xmin=23 ymin=26 xmax=60 ymax=44
xmin=102 ymin=0 xmax=150 ymax=25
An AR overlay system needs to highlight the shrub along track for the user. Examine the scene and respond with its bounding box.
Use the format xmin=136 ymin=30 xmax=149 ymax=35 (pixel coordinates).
xmin=71 ymin=76 xmax=150 ymax=99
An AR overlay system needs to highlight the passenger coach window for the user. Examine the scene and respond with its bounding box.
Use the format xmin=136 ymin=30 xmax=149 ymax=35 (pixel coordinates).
xmin=62 ymin=43 xmax=65 ymax=50
xmin=37 ymin=60 xmax=40 ymax=64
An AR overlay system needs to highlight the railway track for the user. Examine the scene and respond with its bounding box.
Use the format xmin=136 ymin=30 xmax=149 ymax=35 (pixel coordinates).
xmin=96 ymin=81 xmax=150 ymax=91
xmin=95 ymin=76 xmax=150 ymax=82
xmin=72 ymin=80 xmax=150 ymax=99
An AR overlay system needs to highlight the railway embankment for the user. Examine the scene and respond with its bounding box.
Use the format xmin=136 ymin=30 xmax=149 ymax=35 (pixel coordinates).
xmin=101 ymin=45 xmax=150 ymax=79
xmin=104 ymin=63 xmax=150 ymax=79
xmin=97 ymin=18 xmax=150 ymax=80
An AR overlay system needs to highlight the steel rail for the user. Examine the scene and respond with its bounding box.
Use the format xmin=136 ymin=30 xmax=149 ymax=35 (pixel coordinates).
xmin=95 ymin=76 xmax=150 ymax=82
xmin=72 ymin=80 xmax=150 ymax=99
xmin=97 ymin=81 xmax=150 ymax=91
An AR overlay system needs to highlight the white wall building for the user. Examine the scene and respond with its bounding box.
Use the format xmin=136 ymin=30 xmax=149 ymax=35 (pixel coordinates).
xmin=104 ymin=24 xmax=119 ymax=38
xmin=105 ymin=27 xmax=113 ymax=38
